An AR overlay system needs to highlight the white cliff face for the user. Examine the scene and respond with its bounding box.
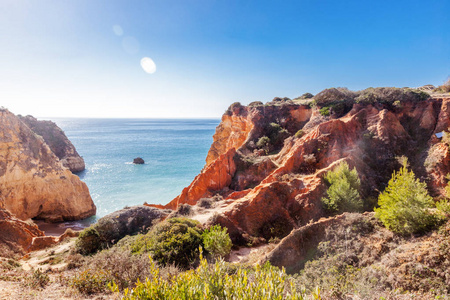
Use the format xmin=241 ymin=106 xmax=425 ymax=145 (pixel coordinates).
xmin=0 ymin=109 xmax=95 ymax=222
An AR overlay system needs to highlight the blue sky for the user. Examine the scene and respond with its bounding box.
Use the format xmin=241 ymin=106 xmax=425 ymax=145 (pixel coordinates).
xmin=0 ymin=0 xmax=448 ymax=118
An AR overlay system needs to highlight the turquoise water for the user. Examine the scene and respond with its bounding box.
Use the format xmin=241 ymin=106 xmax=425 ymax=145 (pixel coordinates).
xmin=52 ymin=118 xmax=219 ymax=219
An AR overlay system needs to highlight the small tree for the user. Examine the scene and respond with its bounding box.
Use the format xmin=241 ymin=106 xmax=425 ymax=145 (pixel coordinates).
xmin=321 ymin=161 xmax=362 ymax=214
xmin=375 ymin=162 xmax=436 ymax=234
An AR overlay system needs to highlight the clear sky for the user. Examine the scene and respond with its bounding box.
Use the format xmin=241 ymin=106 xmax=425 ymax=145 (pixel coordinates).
xmin=0 ymin=0 xmax=449 ymax=118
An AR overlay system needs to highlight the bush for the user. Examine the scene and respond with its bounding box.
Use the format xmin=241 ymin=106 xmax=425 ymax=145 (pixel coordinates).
xmin=268 ymin=122 xmax=289 ymax=145
xmin=115 ymin=255 xmax=311 ymax=300
xmin=301 ymin=92 xmax=314 ymax=99
xmin=434 ymin=78 xmax=450 ymax=93
xmin=132 ymin=217 xmax=203 ymax=269
xmin=314 ymin=87 xmax=356 ymax=106
xmin=355 ymin=87 xmax=429 ymax=104
xmin=248 ymin=101 xmax=264 ymax=107
xmin=319 ymin=106 xmax=330 ymax=116
xmin=256 ymin=136 xmax=271 ymax=154
xmin=69 ymin=269 xmax=110 ymax=295
xmin=75 ymin=227 xmax=101 ymax=255
xmin=375 ymin=161 xmax=437 ymax=234
xmin=176 ymin=204 xmax=193 ymax=216
xmin=321 ymin=162 xmax=362 ymax=214
xmin=227 ymin=102 xmax=243 ymax=115
xmin=202 ymin=225 xmax=232 ymax=259
xmin=294 ymin=130 xmax=304 ymax=138
xmin=27 ymin=268 xmax=50 ymax=289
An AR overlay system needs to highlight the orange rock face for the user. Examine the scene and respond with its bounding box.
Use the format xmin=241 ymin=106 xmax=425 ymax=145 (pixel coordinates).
xmin=155 ymin=97 xmax=450 ymax=244
xmin=0 ymin=208 xmax=44 ymax=256
xmin=0 ymin=109 xmax=96 ymax=222
xmin=206 ymin=111 xmax=254 ymax=166
xmin=164 ymin=148 xmax=237 ymax=210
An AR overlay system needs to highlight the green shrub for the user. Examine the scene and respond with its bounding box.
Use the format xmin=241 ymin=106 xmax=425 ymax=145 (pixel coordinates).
xmin=355 ymin=87 xmax=429 ymax=104
xmin=202 ymin=225 xmax=232 ymax=259
xmin=375 ymin=161 xmax=437 ymax=234
xmin=268 ymin=122 xmax=289 ymax=145
xmin=321 ymin=162 xmax=362 ymax=214
xmin=115 ymin=255 xmax=311 ymax=300
xmin=319 ymin=106 xmax=330 ymax=116
xmin=314 ymin=87 xmax=356 ymax=106
xmin=28 ymin=268 xmax=50 ymax=289
xmin=75 ymin=227 xmax=101 ymax=255
xmin=256 ymin=136 xmax=271 ymax=154
xmin=294 ymin=129 xmax=304 ymax=138
xmin=436 ymin=199 xmax=450 ymax=220
xmin=132 ymin=217 xmax=203 ymax=269
xmin=69 ymin=269 xmax=110 ymax=295
xmin=301 ymin=92 xmax=314 ymax=99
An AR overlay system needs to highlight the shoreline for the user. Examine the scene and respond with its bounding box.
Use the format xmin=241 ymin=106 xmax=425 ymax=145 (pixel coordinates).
xmin=34 ymin=217 xmax=96 ymax=236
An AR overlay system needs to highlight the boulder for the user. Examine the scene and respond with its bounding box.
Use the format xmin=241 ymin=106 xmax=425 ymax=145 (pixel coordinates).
xmin=133 ymin=157 xmax=145 ymax=164
xmin=93 ymin=205 xmax=171 ymax=246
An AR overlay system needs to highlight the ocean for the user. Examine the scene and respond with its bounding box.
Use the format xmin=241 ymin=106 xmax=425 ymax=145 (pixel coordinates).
xmin=51 ymin=118 xmax=220 ymax=221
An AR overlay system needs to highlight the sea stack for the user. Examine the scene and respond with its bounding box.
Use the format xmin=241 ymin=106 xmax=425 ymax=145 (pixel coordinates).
xmin=133 ymin=157 xmax=145 ymax=164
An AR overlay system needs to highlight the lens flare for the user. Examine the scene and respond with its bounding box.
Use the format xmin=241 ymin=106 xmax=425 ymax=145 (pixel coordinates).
xmin=140 ymin=57 xmax=156 ymax=74
xmin=112 ymin=25 xmax=123 ymax=36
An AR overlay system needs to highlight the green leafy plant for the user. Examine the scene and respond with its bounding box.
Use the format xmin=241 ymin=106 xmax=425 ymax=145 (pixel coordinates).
xmin=114 ymin=254 xmax=312 ymax=300
xmin=69 ymin=269 xmax=110 ymax=295
xmin=321 ymin=162 xmax=362 ymax=214
xmin=319 ymin=107 xmax=330 ymax=116
xmin=202 ymin=225 xmax=232 ymax=259
xmin=75 ymin=227 xmax=101 ymax=255
xmin=131 ymin=217 xmax=203 ymax=269
xmin=375 ymin=160 xmax=436 ymax=234
xmin=295 ymin=130 xmax=304 ymax=138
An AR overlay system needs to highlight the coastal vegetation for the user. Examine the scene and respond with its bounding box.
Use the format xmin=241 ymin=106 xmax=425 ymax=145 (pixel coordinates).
xmin=321 ymin=161 xmax=362 ymax=214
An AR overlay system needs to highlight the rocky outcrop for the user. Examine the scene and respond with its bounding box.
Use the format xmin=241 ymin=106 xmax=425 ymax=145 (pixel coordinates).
xmin=163 ymin=148 xmax=237 ymax=210
xmin=133 ymin=157 xmax=145 ymax=164
xmin=0 ymin=208 xmax=45 ymax=256
xmin=0 ymin=109 xmax=96 ymax=222
xmin=19 ymin=115 xmax=85 ymax=173
xmin=153 ymin=96 xmax=450 ymax=245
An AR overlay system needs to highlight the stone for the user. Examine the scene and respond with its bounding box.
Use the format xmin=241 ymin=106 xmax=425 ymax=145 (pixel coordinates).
xmin=133 ymin=157 xmax=145 ymax=164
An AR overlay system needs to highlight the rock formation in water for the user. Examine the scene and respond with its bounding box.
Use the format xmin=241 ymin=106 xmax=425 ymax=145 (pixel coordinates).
xmin=133 ymin=157 xmax=145 ymax=164
xmin=0 ymin=109 xmax=96 ymax=223
xmin=152 ymin=91 xmax=450 ymax=245
xmin=18 ymin=115 xmax=85 ymax=173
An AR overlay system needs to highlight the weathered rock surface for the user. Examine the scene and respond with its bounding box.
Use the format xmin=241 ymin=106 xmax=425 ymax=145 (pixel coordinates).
xmin=133 ymin=157 xmax=145 ymax=164
xmin=93 ymin=205 xmax=171 ymax=246
xmin=164 ymin=148 xmax=237 ymax=210
xmin=19 ymin=115 xmax=85 ymax=173
xmin=0 ymin=208 xmax=44 ymax=256
xmin=0 ymin=109 xmax=96 ymax=222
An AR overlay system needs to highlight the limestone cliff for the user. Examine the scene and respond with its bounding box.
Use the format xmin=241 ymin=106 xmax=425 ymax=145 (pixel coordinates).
xmin=19 ymin=115 xmax=85 ymax=173
xmin=155 ymin=94 xmax=450 ymax=245
xmin=0 ymin=109 xmax=96 ymax=222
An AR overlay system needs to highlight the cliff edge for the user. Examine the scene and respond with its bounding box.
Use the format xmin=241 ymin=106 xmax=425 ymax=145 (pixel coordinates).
xmin=0 ymin=109 xmax=96 ymax=222
xmin=152 ymin=90 xmax=450 ymax=245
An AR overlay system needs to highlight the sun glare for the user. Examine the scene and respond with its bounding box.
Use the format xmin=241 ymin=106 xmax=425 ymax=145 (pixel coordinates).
xmin=140 ymin=57 xmax=157 ymax=74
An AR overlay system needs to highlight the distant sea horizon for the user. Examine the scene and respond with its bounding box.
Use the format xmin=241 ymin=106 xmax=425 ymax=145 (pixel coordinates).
xmin=49 ymin=117 xmax=220 ymax=227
